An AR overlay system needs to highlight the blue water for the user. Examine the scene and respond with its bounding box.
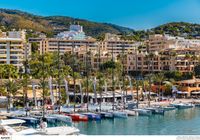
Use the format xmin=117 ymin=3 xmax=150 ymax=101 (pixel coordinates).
xmin=74 ymin=108 xmax=200 ymax=135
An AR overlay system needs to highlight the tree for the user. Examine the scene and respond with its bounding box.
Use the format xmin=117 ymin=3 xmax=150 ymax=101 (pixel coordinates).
xmin=5 ymin=79 xmax=21 ymax=112
xmin=194 ymin=64 xmax=200 ymax=78
xmin=153 ymin=73 xmax=165 ymax=97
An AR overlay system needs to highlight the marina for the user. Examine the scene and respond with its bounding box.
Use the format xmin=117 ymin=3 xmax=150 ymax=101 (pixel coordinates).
xmin=1 ymin=99 xmax=200 ymax=135
xmin=74 ymin=107 xmax=200 ymax=135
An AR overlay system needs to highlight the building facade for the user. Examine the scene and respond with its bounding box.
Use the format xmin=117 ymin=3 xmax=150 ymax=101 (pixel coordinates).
xmin=0 ymin=31 xmax=31 ymax=68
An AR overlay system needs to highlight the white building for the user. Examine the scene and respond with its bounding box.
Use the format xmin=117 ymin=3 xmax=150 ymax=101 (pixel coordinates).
xmin=56 ymin=24 xmax=86 ymax=40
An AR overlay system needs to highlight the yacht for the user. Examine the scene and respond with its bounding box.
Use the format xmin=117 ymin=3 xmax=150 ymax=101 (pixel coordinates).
xmin=124 ymin=110 xmax=138 ymax=116
xmin=82 ymin=113 xmax=101 ymax=121
xmin=170 ymin=102 xmax=194 ymax=109
xmin=145 ymin=107 xmax=165 ymax=115
xmin=99 ymin=112 xmax=114 ymax=119
xmin=113 ymin=111 xmax=128 ymax=119
xmin=133 ymin=109 xmax=152 ymax=116
xmin=163 ymin=106 xmax=176 ymax=111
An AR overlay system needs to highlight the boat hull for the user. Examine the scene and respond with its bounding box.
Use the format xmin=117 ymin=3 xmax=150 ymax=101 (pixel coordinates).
xmin=68 ymin=114 xmax=88 ymax=122
xmin=113 ymin=111 xmax=128 ymax=119
xmin=99 ymin=112 xmax=114 ymax=119
xmin=82 ymin=113 xmax=101 ymax=121
xmin=133 ymin=109 xmax=152 ymax=116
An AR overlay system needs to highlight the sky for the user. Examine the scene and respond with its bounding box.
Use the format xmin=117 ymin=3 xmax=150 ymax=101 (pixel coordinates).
xmin=0 ymin=0 xmax=200 ymax=30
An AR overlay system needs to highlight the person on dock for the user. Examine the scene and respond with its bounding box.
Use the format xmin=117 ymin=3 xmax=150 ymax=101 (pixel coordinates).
xmin=40 ymin=118 xmax=47 ymax=132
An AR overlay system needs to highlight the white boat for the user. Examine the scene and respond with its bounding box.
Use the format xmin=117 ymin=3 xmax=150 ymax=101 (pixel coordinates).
xmin=99 ymin=112 xmax=114 ymax=118
xmin=163 ymin=106 xmax=176 ymax=111
xmin=133 ymin=109 xmax=152 ymax=116
xmin=145 ymin=107 xmax=165 ymax=115
xmin=47 ymin=114 xmax=72 ymax=124
xmin=124 ymin=110 xmax=138 ymax=116
xmin=0 ymin=119 xmax=39 ymax=135
xmin=171 ymin=103 xmax=194 ymax=109
xmin=113 ymin=111 xmax=128 ymax=119
xmin=38 ymin=126 xmax=80 ymax=135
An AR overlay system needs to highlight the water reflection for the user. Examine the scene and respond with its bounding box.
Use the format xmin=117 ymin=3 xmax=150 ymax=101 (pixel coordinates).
xmin=76 ymin=108 xmax=200 ymax=135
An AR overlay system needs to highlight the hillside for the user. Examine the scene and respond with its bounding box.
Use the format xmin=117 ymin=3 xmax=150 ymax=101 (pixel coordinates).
xmin=0 ymin=9 xmax=133 ymax=38
xmin=0 ymin=9 xmax=199 ymax=40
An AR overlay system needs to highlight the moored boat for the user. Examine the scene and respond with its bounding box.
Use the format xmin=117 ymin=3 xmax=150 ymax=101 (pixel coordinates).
xmin=145 ymin=107 xmax=165 ymax=115
xmin=133 ymin=109 xmax=152 ymax=116
xmin=99 ymin=112 xmax=114 ymax=119
xmin=82 ymin=113 xmax=101 ymax=121
xmin=66 ymin=113 xmax=88 ymax=122
xmin=170 ymin=103 xmax=194 ymax=109
xmin=124 ymin=110 xmax=138 ymax=116
xmin=47 ymin=114 xmax=72 ymax=126
xmin=113 ymin=111 xmax=128 ymax=119
xmin=0 ymin=119 xmax=40 ymax=135
xmin=163 ymin=106 xmax=176 ymax=111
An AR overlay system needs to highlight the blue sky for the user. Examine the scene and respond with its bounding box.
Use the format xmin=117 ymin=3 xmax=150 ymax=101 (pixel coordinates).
xmin=0 ymin=0 xmax=200 ymax=30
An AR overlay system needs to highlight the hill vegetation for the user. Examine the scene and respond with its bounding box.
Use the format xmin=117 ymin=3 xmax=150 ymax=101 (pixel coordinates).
xmin=0 ymin=9 xmax=199 ymax=40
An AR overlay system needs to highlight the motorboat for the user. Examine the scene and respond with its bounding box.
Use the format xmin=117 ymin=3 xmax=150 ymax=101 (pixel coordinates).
xmin=0 ymin=119 xmax=39 ymax=135
xmin=133 ymin=109 xmax=152 ymax=116
xmin=47 ymin=114 xmax=72 ymax=126
xmin=170 ymin=103 xmax=194 ymax=109
xmin=99 ymin=112 xmax=114 ymax=119
xmin=163 ymin=106 xmax=176 ymax=111
xmin=10 ymin=117 xmax=39 ymax=128
xmin=145 ymin=107 xmax=165 ymax=115
xmin=66 ymin=113 xmax=88 ymax=122
xmin=82 ymin=113 xmax=101 ymax=121
xmin=124 ymin=110 xmax=138 ymax=116
xmin=38 ymin=126 xmax=80 ymax=135
xmin=113 ymin=111 xmax=128 ymax=119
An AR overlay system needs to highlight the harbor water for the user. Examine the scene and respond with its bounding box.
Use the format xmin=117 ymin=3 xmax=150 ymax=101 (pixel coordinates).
xmin=74 ymin=107 xmax=200 ymax=135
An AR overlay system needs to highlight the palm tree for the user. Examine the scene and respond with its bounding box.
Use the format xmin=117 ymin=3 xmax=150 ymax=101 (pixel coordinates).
xmin=5 ymin=79 xmax=21 ymax=112
xmin=153 ymin=73 xmax=166 ymax=98
xmin=96 ymin=72 xmax=106 ymax=111
xmin=0 ymin=65 xmax=6 ymax=79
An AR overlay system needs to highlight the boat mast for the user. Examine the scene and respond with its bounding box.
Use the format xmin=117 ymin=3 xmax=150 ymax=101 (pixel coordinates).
xmin=57 ymin=41 xmax=61 ymax=113
xmin=24 ymin=44 xmax=28 ymax=116
xmin=122 ymin=43 xmax=125 ymax=110
xmin=136 ymin=50 xmax=139 ymax=109
xmin=72 ymin=42 xmax=76 ymax=113
xmin=42 ymin=39 xmax=45 ymax=118
xmin=98 ymin=42 xmax=101 ymax=112
xmin=86 ymin=42 xmax=89 ymax=112
xmin=148 ymin=54 xmax=152 ymax=107
xmin=112 ymin=44 xmax=115 ymax=111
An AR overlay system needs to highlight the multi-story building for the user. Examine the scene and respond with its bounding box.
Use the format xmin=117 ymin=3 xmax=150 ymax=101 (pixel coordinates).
xmin=148 ymin=34 xmax=200 ymax=53
xmin=29 ymin=37 xmax=99 ymax=55
xmin=102 ymin=33 xmax=142 ymax=55
xmin=148 ymin=34 xmax=177 ymax=52
xmin=0 ymin=31 xmax=31 ymax=68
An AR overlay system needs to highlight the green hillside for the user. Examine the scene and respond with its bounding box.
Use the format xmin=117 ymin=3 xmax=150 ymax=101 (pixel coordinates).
xmin=0 ymin=9 xmax=199 ymax=40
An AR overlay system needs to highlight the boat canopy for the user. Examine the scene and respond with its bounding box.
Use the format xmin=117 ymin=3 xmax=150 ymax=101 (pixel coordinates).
xmin=0 ymin=119 xmax=26 ymax=126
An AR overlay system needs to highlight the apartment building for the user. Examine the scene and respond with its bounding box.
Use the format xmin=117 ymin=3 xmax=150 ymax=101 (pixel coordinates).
xmin=160 ymin=48 xmax=200 ymax=73
xmin=148 ymin=34 xmax=177 ymax=52
xmin=148 ymin=34 xmax=200 ymax=53
xmin=28 ymin=37 xmax=99 ymax=55
xmin=0 ymin=30 xmax=31 ymax=68
xmin=102 ymin=33 xmax=142 ymax=55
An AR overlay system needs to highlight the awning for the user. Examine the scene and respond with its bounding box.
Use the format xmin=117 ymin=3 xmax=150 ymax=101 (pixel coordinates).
xmin=143 ymin=92 xmax=157 ymax=95
xmin=177 ymin=91 xmax=188 ymax=94
xmin=191 ymin=91 xmax=200 ymax=94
